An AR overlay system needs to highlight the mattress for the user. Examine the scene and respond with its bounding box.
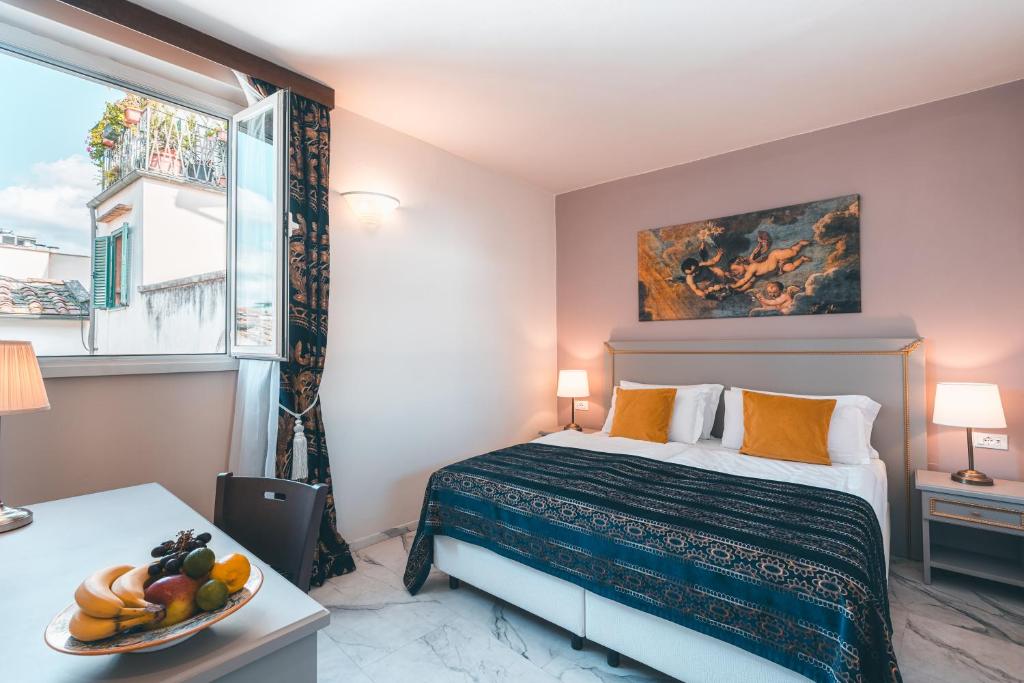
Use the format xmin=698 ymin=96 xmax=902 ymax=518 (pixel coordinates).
xmin=535 ymin=429 xmax=889 ymax=534
xmin=406 ymin=438 xmax=898 ymax=681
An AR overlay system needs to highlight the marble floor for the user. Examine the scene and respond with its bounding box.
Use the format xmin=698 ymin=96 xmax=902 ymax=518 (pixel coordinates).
xmin=312 ymin=534 xmax=1024 ymax=683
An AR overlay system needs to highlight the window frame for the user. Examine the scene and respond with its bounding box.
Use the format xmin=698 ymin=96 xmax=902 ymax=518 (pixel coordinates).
xmin=0 ymin=35 xmax=243 ymax=377
xmin=228 ymin=89 xmax=290 ymax=362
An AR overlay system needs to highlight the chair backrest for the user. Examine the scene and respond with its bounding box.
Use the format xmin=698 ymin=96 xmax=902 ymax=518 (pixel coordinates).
xmin=214 ymin=472 xmax=328 ymax=592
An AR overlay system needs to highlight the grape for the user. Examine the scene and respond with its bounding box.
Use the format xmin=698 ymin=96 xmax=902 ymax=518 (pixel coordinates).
xmin=147 ymin=563 xmax=162 ymax=577
xmin=159 ymin=555 xmax=173 ymax=568
xmin=151 ymin=545 xmax=170 ymax=557
xmin=165 ymin=558 xmax=181 ymax=573
xmin=196 ymin=532 xmax=212 ymax=543
xmin=186 ymin=540 xmax=202 ymax=551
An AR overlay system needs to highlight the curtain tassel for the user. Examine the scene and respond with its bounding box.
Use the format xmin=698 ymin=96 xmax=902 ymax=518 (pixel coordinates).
xmin=291 ymin=418 xmax=309 ymax=481
xmin=280 ymin=393 xmax=319 ymax=481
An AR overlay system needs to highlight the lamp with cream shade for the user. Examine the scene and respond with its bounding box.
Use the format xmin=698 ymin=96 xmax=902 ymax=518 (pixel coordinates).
xmin=0 ymin=340 xmax=49 ymax=532
xmin=933 ymin=382 xmax=1006 ymax=486
xmin=557 ymin=369 xmax=589 ymax=432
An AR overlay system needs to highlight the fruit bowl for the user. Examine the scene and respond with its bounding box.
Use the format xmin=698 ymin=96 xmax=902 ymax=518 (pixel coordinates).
xmin=44 ymin=565 xmax=263 ymax=655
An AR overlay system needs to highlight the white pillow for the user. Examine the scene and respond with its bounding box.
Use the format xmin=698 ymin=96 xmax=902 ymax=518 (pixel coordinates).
xmin=619 ymin=381 xmax=724 ymax=439
xmin=721 ymin=388 xmax=881 ymax=465
xmin=602 ymin=384 xmax=708 ymax=445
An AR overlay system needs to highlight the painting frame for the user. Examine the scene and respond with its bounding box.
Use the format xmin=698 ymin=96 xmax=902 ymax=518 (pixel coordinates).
xmin=638 ymin=194 xmax=861 ymax=322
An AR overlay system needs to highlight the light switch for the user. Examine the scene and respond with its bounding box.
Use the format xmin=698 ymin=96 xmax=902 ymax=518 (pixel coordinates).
xmin=973 ymin=432 xmax=1008 ymax=450
xmin=574 ymin=400 xmax=589 ymax=411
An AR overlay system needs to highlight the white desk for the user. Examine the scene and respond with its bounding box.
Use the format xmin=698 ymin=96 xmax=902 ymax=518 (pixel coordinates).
xmin=0 ymin=483 xmax=330 ymax=682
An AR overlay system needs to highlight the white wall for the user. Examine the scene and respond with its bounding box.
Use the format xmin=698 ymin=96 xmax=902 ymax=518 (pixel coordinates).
xmin=323 ymin=109 xmax=557 ymax=542
xmin=140 ymin=180 xmax=226 ymax=285
xmin=0 ymin=245 xmax=88 ymax=283
xmin=48 ymin=252 xmax=90 ymax=284
xmin=0 ymin=108 xmax=557 ymax=541
xmin=0 ymin=317 xmax=86 ymax=356
xmin=0 ymin=245 xmax=53 ymax=279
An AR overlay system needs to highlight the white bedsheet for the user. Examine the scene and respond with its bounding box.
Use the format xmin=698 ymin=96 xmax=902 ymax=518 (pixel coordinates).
xmin=534 ymin=430 xmax=889 ymax=532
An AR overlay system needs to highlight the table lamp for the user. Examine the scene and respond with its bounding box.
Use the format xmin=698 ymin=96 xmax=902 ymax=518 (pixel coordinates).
xmin=0 ymin=340 xmax=50 ymax=532
xmin=557 ymin=369 xmax=589 ymax=431
xmin=932 ymin=382 xmax=1006 ymax=486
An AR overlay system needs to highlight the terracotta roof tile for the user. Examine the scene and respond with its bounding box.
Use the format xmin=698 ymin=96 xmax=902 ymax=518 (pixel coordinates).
xmin=0 ymin=276 xmax=89 ymax=317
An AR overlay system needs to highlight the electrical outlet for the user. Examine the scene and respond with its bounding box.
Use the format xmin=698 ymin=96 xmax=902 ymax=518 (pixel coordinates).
xmin=973 ymin=432 xmax=1008 ymax=450
xmin=574 ymin=399 xmax=589 ymax=411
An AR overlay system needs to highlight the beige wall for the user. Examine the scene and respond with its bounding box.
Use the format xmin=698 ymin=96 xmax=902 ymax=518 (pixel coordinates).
xmin=555 ymin=81 xmax=1024 ymax=480
xmin=323 ymin=109 xmax=557 ymax=542
xmin=0 ymin=370 xmax=236 ymax=519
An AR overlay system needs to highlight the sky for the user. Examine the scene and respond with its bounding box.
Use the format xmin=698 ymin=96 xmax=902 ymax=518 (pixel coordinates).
xmin=0 ymin=51 xmax=125 ymax=255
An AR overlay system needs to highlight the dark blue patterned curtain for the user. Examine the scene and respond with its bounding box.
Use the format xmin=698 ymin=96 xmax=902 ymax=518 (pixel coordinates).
xmin=251 ymin=78 xmax=355 ymax=585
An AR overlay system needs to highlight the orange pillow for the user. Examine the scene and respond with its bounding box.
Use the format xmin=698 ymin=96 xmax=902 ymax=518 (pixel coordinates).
xmin=740 ymin=391 xmax=836 ymax=465
xmin=609 ymin=387 xmax=677 ymax=443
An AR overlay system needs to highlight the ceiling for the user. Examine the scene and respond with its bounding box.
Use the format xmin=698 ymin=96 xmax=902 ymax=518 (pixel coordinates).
xmin=130 ymin=0 xmax=1024 ymax=193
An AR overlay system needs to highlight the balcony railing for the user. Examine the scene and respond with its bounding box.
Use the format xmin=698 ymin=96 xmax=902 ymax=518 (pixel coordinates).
xmin=100 ymin=105 xmax=227 ymax=190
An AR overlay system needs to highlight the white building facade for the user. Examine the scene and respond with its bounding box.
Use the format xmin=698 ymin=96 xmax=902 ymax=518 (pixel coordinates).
xmin=89 ymin=171 xmax=226 ymax=355
xmin=0 ymin=236 xmax=91 ymax=356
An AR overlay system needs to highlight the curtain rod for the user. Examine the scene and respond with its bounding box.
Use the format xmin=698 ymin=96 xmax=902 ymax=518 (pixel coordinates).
xmin=56 ymin=0 xmax=335 ymax=109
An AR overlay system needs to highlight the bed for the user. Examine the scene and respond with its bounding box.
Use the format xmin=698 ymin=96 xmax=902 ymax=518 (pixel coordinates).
xmin=404 ymin=338 xmax=926 ymax=683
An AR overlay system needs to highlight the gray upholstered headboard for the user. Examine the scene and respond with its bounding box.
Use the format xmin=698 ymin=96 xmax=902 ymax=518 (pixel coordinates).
xmin=604 ymin=338 xmax=926 ymax=559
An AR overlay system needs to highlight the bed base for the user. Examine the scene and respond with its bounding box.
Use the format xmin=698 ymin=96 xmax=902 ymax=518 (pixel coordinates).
xmin=435 ymin=535 xmax=812 ymax=682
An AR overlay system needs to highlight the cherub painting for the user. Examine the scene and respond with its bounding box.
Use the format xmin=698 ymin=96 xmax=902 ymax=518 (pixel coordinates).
xmin=638 ymin=195 xmax=861 ymax=321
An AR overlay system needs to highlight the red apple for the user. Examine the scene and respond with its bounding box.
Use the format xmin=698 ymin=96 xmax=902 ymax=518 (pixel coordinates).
xmin=143 ymin=574 xmax=199 ymax=627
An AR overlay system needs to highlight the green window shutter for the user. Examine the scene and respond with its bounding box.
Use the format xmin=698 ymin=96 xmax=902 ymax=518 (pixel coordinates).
xmin=119 ymin=223 xmax=131 ymax=306
xmin=92 ymin=236 xmax=111 ymax=309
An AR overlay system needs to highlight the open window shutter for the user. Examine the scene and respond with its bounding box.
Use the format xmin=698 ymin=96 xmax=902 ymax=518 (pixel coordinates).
xmin=228 ymin=89 xmax=290 ymax=360
xmin=92 ymin=236 xmax=111 ymax=309
xmin=119 ymin=223 xmax=131 ymax=306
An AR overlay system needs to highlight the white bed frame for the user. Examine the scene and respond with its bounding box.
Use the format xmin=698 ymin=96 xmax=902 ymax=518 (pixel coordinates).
xmin=433 ymin=338 xmax=926 ymax=682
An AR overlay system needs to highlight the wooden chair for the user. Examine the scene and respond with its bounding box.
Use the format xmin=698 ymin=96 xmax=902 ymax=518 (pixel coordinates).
xmin=214 ymin=472 xmax=328 ymax=592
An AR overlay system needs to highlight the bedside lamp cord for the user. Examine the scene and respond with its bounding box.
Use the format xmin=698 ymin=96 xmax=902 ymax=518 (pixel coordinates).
xmin=279 ymin=393 xmax=319 ymax=481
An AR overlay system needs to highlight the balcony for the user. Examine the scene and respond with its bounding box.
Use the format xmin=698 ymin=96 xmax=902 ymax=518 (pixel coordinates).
xmin=99 ymin=104 xmax=227 ymax=190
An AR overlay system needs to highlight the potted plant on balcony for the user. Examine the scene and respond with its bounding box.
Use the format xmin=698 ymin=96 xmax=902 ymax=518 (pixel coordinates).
xmin=147 ymin=104 xmax=182 ymax=176
xmin=87 ymin=102 xmax=127 ymax=184
xmin=121 ymin=93 xmax=145 ymax=126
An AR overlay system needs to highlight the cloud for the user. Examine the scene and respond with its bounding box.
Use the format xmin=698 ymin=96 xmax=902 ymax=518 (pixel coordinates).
xmin=813 ymin=197 xmax=860 ymax=270
xmin=0 ymin=154 xmax=98 ymax=253
xmin=788 ymin=266 xmax=861 ymax=315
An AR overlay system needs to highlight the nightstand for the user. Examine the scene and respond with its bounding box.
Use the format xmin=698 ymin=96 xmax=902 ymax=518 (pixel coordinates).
xmin=916 ymin=469 xmax=1024 ymax=588
xmin=538 ymin=427 xmax=599 ymax=437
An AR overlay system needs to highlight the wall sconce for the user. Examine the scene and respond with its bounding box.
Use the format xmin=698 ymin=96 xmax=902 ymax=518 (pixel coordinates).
xmin=338 ymin=191 xmax=400 ymax=229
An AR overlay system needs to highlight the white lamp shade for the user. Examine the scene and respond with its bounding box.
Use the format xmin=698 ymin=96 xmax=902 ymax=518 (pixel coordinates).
xmin=339 ymin=191 xmax=400 ymax=228
xmin=933 ymin=382 xmax=1006 ymax=429
xmin=557 ymin=370 xmax=590 ymax=398
xmin=0 ymin=340 xmax=49 ymax=415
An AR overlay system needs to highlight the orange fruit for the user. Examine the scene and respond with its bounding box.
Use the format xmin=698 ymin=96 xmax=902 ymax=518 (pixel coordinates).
xmin=209 ymin=553 xmax=251 ymax=593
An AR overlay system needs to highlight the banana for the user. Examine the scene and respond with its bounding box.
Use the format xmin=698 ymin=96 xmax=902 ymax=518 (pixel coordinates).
xmin=74 ymin=564 xmax=134 ymax=618
xmin=68 ymin=607 xmax=162 ymax=642
xmin=111 ymin=564 xmax=155 ymax=609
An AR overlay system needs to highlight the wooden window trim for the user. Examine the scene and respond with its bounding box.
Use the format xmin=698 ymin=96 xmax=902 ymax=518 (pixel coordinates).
xmin=55 ymin=0 xmax=334 ymax=109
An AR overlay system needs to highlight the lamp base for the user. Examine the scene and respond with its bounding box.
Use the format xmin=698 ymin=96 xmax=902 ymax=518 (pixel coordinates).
xmin=0 ymin=503 xmax=32 ymax=533
xmin=951 ymin=469 xmax=994 ymax=486
xmin=562 ymin=423 xmax=582 ymax=432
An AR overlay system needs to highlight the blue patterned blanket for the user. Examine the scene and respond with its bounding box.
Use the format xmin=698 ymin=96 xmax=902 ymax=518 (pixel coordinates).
xmin=403 ymin=442 xmax=900 ymax=683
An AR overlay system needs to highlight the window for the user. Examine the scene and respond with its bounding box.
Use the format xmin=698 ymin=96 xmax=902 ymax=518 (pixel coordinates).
xmin=230 ymin=89 xmax=289 ymax=360
xmin=0 ymin=44 xmax=289 ymax=369
xmin=91 ymin=223 xmax=130 ymax=309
